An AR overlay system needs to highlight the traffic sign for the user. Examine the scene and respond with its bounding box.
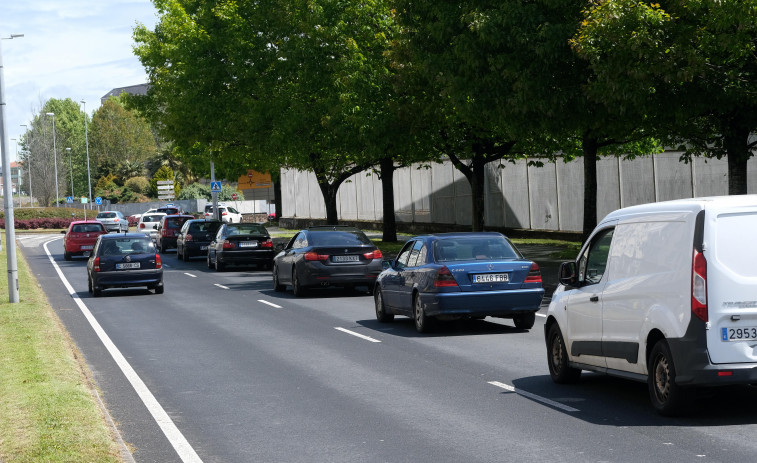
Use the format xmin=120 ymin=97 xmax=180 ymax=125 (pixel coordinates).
xmin=210 ymin=181 xmax=222 ymax=192
xmin=81 ymin=197 xmax=88 ymax=204
xmin=231 ymin=193 xmax=237 ymax=200
xmin=156 ymin=180 xmax=174 ymax=185
xmin=95 ymin=197 xmax=102 ymax=205
xmin=66 ymin=196 xmax=73 ymax=204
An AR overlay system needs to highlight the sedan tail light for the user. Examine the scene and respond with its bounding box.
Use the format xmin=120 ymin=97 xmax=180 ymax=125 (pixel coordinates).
xmin=363 ymin=249 xmax=383 ymax=260
xmin=524 ymin=263 xmax=542 ymax=284
xmin=222 ymin=240 xmax=236 ymax=249
xmin=434 ymin=266 xmax=458 ymax=287
xmin=93 ymin=257 xmax=101 ymax=272
xmin=260 ymin=239 xmax=273 ymax=248
xmin=304 ymin=251 xmax=329 ymax=261
xmin=139 ymin=223 xmax=145 ymax=229
xmin=155 ymin=254 xmax=162 ymax=269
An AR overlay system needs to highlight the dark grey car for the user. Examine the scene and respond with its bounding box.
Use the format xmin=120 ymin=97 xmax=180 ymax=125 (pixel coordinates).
xmin=86 ymin=233 xmax=164 ymax=297
xmin=272 ymin=226 xmax=383 ymax=296
xmin=176 ymin=219 xmax=223 ymax=261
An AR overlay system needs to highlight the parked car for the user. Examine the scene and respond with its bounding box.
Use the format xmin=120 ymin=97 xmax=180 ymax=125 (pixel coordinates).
xmin=545 ymin=195 xmax=757 ymax=416
xmin=176 ymin=219 xmax=223 ymax=261
xmin=204 ymin=203 xmax=242 ymax=223
xmin=129 ymin=208 xmax=158 ymax=226
xmin=86 ymin=233 xmax=163 ymax=296
xmin=156 ymin=205 xmax=182 ymax=215
xmin=62 ymin=220 xmax=107 ymax=261
xmin=95 ymin=210 xmax=129 ymax=233
xmin=272 ymin=226 xmax=383 ymax=296
xmin=374 ymin=232 xmax=544 ymax=333
xmin=137 ymin=212 xmax=167 ymax=242
xmin=156 ymin=214 xmax=194 ymax=252
xmin=207 ymin=222 xmax=274 ymax=271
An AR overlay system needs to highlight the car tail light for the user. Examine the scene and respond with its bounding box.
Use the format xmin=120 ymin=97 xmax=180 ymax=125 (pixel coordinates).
xmin=692 ymin=248 xmax=708 ymax=322
xmin=139 ymin=223 xmax=145 ymax=229
xmin=155 ymin=254 xmax=162 ymax=269
xmin=93 ymin=257 xmax=101 ymax=272
xmin=222 ymin=211 xmax=228 ymax=216
xmin=524 ymin=263 xmax=542 ymax=284
xmin=363 ymin=249 xmax=383 ymax=260
xmin=260 ymin=239 xmax=273 ymax=248
xmin=304 ymin=251 xmax=329 ymax=261
xmin=434 ymin=266 xmax=458 ymax=287
xmin=114 ymin=218 xmax=119 ymax=222
xmin=185 ymin=233 xmax=193 ymax=242
xmin=222 ymin=240 xmax=236 ymax=249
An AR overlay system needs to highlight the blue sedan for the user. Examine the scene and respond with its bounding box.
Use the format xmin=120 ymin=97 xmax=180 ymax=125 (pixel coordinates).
xmin=374 ymin=232 xmax=545 ymax=333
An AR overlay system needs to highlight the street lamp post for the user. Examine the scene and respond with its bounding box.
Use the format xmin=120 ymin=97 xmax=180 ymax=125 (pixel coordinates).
xmin=46 ymin=112 xmax=60 ymax=207
xmin=65 ymin=147 xmax=73 ymax=199
xmin=20 ymin=124 xmax=30 ymax=206
xmin=0 ymin=33 xmax=24 ymax=303
xmin=10 ymin=137 xmax=17 ymax=205
xmin=81 ymin=101 xmax=92 ymax=209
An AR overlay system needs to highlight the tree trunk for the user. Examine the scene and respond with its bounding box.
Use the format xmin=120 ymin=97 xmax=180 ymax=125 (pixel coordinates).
xmin=318 ymin=181 xmax=339 ymax=225
xmin=379 ymin=157 xmax=397 ymax=242
xmin=723 ymin=123 xmax=750 ymax=195
xmin=582 ymin=134 xmax=599 ymax=243
xmin=471 ymin=156 xmax=486 ymax=232
xmin=273 ymin=177 xmax=283 ymax=220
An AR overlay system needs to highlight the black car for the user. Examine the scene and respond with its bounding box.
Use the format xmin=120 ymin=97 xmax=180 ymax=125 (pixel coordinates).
xmin=206 ymin=222 xmax=275 ymax=271
xmin=272 ymin=226 xmax=383 ymax=296
xmin=86 ymin=233 xmax=164 ymax=297
xmin=176 ymin=219 xmax=223 ymax=261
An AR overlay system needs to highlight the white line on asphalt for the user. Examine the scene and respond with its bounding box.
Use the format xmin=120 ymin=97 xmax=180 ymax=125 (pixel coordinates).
xmin=42 ymin=239 xmax=203 ymax=463
xmin=184 ymin=273 xmax=197 ymax=278
xmin=335 ymin=327 xmax=381 ymax=343
xmin=214 ymin=284 xmax=230 ymax=290
xmin=258 ymin=299 xmax=282 ymax=309
xmin=487 ymin=381 xmax=579 ymax=413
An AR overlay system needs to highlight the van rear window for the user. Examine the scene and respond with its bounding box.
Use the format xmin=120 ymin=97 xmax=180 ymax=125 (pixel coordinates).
xmin=714 ymin=212 xmax=757 ymax=277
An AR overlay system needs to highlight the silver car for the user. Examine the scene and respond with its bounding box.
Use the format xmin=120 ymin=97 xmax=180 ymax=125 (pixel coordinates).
xmin=96 ymin=210 xmax=129 ymax=233
xmin=137 ymin=212 xmax=167 ymax=242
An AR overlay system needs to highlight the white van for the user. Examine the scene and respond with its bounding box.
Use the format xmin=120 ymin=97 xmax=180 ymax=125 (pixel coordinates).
xmin=545 ymin=195 xmax=757 ymax=415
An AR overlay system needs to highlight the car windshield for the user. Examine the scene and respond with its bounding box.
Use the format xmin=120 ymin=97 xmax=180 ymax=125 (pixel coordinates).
xmin=97 ymin=212 xmax=116 ymax=219
xmin=433 ymin=236 xmax=521 ymax=262
xmin=226 ymin=224 xmax=267 ymax=236
xmin=100 ymin=238 xmax=155 ymax=255
xmin=309 ymin=230 xmax=372 ymax=246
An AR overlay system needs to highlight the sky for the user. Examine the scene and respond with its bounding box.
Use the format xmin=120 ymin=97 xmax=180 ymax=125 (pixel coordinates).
xmin=1 ymin=0 xmax=159 ymax=163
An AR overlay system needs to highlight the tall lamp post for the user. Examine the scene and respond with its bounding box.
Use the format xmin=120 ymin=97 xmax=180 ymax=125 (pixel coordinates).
xmin=81 ymin=100 xmax=92 ymax=209
xmin=0 ymin=33 xmax=24 ymax=303
xmin=46 ymin=112 xmax=60 ymax=207
xmin=65 ymin=147 xmax=73 ymax=198
xmin=10 ymin=137 xmax=17 ymax=205
xmin=20 ymin=124 xmax=30 ymax=206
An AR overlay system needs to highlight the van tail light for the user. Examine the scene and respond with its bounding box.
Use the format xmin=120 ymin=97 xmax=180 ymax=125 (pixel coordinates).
xmin=222 ymin=240 xmax=236 ymax=249
xmin=93 ymin=257 xmax=101 ymax=272
xmin=304 ymin=251 xmax=329 ymax=261
xmin=524 ymin=262 xmax=542 ymax=284
xmin=139 ymin=223 xmax=145 ymax=229
xmin=155 ymin=254 xmax=162 ymax=269
xmin=434 ymin=266 xmax=458 ymax=287
xmin=260 ymin=239 xmax=273 ymax=248
xmin=363 ymin=249 xmax=383 ymax=260
xmin=692 ymin=248 xmax=708 ymax=322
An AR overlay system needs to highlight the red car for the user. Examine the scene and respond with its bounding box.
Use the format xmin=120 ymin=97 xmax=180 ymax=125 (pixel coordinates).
xmin=156 ymin=214 xmax=194 ymax=252
xmin=62 ymin=220 xmax=107 ymax=261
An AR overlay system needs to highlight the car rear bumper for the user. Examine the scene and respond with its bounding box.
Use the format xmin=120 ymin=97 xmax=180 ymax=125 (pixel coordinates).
xmin=419 ymin=288 xmax=544 ymax=317
xmin=184 ymin=242 xmax=212 ymax=256
xmin=298 ymin=261 xmax=383 ymax=287
xmin=92 ymin=269 xmax=163 ymax=289
xmin=218 ymin=250 xmax=275 ymax=265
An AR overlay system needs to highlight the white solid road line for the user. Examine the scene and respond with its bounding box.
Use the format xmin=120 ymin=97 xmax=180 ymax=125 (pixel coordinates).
xmin=335 ymin=327 xmax=381 ymax=343
xmin=184 ymin=273 xmax=197 ymax=278
xmin=258 ymin=299 xmax=283 ymax=309
xmin=43 ymin=239 xmax=204 ymax=463
xmin=487 ymin=381 xmax=579 ymax=413
xmin=214 ymin=283 xmax=230 ymax=290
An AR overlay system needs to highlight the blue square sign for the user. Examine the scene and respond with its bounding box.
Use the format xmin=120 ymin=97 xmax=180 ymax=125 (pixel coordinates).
xmin=210 ymin=181 xmax=222 ymax=192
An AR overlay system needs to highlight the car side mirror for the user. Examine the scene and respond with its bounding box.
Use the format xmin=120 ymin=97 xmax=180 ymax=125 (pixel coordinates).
xmin=558 ymin=262 xmax=578 ymax=286
xmin=153 ymin=225 xmax=158 ymax=229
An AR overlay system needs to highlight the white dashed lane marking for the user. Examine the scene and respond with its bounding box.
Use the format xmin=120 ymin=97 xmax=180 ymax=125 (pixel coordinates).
xmin=335 ymin=327 xmax=381 ymax=343
xmin=488 ymin=381 xmax=579 ymax=413
xmin=258 ymin=299 xmax=282 ymax=309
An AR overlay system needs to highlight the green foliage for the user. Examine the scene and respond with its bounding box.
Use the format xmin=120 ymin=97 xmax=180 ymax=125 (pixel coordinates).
xmin=219 ymin=184 xmax=243 ymax=201
xmin=95 ymin=173 xmax=119 ymax=191
xmin=177 ymin=182 xmax=211 ymax=200
xmin=124 ymin=177 xmax=150 ymax=194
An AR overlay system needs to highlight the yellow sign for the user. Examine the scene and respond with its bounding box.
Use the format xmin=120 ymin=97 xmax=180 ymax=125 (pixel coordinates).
xmin=238 ymin=170 xmax=272 ymax=189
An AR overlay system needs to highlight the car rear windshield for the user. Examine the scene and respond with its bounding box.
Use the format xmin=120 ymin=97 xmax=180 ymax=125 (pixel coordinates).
xmin=72 ymin=224 xmax=104 ymax=233
xmin=189 ymin=222 xmax=221 ymax=233
xmin=100 ymin=238 xmax=155 ymax=255
xmin=309 ymin=230 xmax=372 ymax=246
xmin=434 ymin=236 xmax=521 ymax=262
xmin=226 ymin=224 xmax=267 ymax=236
xmin=97 ymin=212 xmax=117 ymax=218
xmin=142 ymin=214 xmax=164 ymax=222
xmin=165 ymin=218 xmax=188 ymax=228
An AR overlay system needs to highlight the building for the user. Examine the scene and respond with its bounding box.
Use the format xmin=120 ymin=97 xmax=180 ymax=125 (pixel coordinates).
xmin=0 ymin=161 xmax=23 ymax=196
xmin=101 ymin=83 xmax=150 ymax=103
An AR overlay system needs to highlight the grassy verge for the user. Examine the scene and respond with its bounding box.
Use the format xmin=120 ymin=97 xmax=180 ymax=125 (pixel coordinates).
xmin=0 ymin=233 xmax=124 ymax=462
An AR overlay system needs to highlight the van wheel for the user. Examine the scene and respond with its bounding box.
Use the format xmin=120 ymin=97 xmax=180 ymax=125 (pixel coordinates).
xmin=374 ymin=288 xmax=394 ymax=322
xmin=513 ymin=312 xmax=536 ymax=330
xmin=648 ymin=340 xmax=689 ymax=416
xmin=414 ymin=294 xmax=435 ymax=333
xmin=547 ymin=324 xmax=581 ymax=383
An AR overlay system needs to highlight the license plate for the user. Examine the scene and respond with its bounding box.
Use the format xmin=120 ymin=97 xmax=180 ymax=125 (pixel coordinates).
xmin=473 ymin=273 xmax=509 ymax=283
xmin=81 ymin=245 xmax=93 ymax=250
xmin=116 ymin=262 xmax=141 ymax=269
xmin=200 ymin=245 xmax=208 ymax=250
xmin=239 ymin=241 xmax=258 ymax=248
xmin=333 ymin=255 xmax=359 ymax=262
xmin=721 ymin=326 xmax=757 ymax=341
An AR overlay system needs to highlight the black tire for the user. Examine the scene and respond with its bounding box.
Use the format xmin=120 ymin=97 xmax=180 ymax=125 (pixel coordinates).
xmin=413 ymin=293 xmax=434 ymax=333
xmin=154 ymin=284 xmax=164 ymax=294
xmin=93 ymin=283 xmax=102 ymax=298
xmin=88 ymin=276 xmax=93 ymax=294
xmin=292 ymin=268 xmax=306 ymax=297
xmin=513 ymin=312 xmax=536 ymax=330
xmin=64 ymin=251 xmax=72 ymax=261
xmin=207 ymin=253 xmax=213 ymax=269
xmin=374 ymin=288 xmax=394 ymax=322
xmin=215 ymin=258 xmax=225 ymax=272
xmin=182 ymin=247 xmax=190 ymax=262
xmin=648 ymin=339 xmax=689 ymax=416
xmin=157 ymin=242 xmax=163 ymax=253
xmin=547 ymin=323 xmax=581 ymax=383
xmin=272 ymin=265 xmax=285 ymax=292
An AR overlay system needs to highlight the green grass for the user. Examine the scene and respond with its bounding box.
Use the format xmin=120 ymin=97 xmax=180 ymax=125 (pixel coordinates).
xmin=0 ymin=233 xmax=124 ymax=462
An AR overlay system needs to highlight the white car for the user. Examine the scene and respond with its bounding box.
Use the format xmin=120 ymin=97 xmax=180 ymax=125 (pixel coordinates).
xmin=545 ymin=195 xmax=757 ymax=416
xmin=204 ymin=204 xmax=242 ymax=223
xmin=137 ymin=212 xmax=166 ymax=241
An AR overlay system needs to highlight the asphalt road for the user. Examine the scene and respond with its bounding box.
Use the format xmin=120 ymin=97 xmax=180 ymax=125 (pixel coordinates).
xmin=19 ymin=233 xmax=757 ymax=463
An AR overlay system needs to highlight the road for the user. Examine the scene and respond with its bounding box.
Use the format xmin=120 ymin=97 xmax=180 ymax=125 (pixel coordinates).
xmin=19 ymin=234 xmax=757 ymax=463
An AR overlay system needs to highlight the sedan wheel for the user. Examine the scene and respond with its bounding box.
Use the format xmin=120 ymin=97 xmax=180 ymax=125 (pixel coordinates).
xmin=292 ymin=268 xmax=306 ymax=297
xmin=207 ymin=253 xmax=213 ymax=269
xmin=64 ymin=251 xmax=72 ymax=261
xmin=215 ymin=257 xmax=225 ymax=272
xmin=272 ymin=265 xmax=285 ymax=292
xmin=413 ymin=294 xmax=434 ymax=333
xmin=513 ymin=312 xmax=536 ymax=330
xmin=374 ymin=289 xmax=394 ymax=322
xmin=182 ymin=247 xmax=190 ymax=262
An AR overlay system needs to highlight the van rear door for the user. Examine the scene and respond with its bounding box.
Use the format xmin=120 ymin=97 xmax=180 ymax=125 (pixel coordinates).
xmin=706 ymin=207 xmax=757 ymax=364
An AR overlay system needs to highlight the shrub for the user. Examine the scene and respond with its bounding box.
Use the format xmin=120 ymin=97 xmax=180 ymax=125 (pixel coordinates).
xmin=124 ymin=177 xmax=150 ymax=194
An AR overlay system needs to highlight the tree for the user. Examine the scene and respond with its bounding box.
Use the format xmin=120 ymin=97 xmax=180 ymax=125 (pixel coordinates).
xmin=574 ymin=0 xmax=757 ymax=196
xmin=149 ymin=166 xmax=180 ymax=198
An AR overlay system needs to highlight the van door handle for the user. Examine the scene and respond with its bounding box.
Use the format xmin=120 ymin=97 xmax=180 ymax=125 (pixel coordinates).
xmin=590 ymin=295 xmax=599 ymax=302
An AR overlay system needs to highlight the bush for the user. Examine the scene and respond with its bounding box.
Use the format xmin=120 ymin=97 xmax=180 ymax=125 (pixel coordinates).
xmin=124 ymin=177 xmax=150 ymax=194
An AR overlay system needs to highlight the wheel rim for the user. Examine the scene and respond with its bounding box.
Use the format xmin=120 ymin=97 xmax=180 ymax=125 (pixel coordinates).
xmin=550 ymin=332 xmax=564 ymax=374
xmin=653 ymin=353 xmax=671 ymax=403
xmin=273 ymin=267 xmax=279 ymax=287
xmin=375 ymin=291 xmax=383 ymax=317
xmin=414 ymin=297 xmax=423 ymax=329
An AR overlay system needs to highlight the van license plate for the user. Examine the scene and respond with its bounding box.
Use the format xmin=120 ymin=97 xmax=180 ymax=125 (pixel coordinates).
xmin=473 ymin=273 xmax=509 ymax=283
xmin=721 ymin=327 xmax=757 ymax=341
xmin=116 ymin=262 xmax=141 ymax=269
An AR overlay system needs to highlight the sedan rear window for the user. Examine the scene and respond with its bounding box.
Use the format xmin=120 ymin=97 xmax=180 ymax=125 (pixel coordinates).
xmin=142 ymin=215 xmax=164 ymax=222
xmin=100 ymin=238 xmax=155 ymax=255
xmin=226 ymin=224 xmax=267 ymax=236
xmin=434 ymin=237 xmax=520 ymax=262
xmin=309 ymin=231 xmax=372 ymax=246
xmin=97 ymin=212 xmax=117 ymax=218
xmin=72 ymin=224 xmax=104 ymax=233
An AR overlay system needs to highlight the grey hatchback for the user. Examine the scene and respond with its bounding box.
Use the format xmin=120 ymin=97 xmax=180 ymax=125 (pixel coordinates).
xmin=95 ymin=210 xmax=129 ymax=233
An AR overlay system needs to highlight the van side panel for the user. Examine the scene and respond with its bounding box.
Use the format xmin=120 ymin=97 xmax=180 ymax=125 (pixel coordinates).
xmin=602 ymin=218 xmax=693 ymax=374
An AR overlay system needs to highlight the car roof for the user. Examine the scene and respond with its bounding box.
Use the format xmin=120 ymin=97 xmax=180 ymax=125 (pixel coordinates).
xmin=70 ymin=220 xmax=103 ymax=225
xmin=307 ymin=225 xmax=362 ymax=232
xmin=419 ymin=232 xmax=507 ymax=240
xmin=186 ymin=218 xmax=222 ymax=223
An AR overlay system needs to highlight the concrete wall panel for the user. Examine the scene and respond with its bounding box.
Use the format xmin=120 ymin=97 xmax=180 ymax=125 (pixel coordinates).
xmin=656 ymin=151 xmax=694 ymax=201
xmin=528 ymin=162 xmax=559 ymax=230
xmin=430 ymin=162 xmax=457 ymax=224
xmin=556 ymin=158 xmax=584 ymax=232
xmin=620 ymin=156 xmax=655 ymax=208
xmin=501 ymin=160 xmax=531 ymax=229
xmin=597 ymin=157 xmax=622 ymax=221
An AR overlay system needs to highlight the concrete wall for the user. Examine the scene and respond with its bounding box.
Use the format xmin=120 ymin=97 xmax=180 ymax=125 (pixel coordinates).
xmin=280 ymin=151 xmax=757 ymax=233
